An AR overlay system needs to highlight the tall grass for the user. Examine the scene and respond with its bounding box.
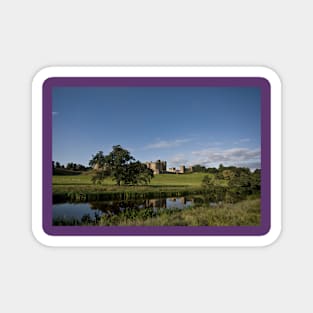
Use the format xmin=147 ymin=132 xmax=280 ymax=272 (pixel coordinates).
xmin=98 ymin=199 xmax=260 ymax=226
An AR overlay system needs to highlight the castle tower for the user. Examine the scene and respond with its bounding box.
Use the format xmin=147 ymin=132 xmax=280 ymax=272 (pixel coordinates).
xmin=145 ymin=160 xmax=167 ymax=174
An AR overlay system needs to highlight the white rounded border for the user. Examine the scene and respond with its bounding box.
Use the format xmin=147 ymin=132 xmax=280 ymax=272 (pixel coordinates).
xmin=32 ymin=66 xmax=282 ymax=247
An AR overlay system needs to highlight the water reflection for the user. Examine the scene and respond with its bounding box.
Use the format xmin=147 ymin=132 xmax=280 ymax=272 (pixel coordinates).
xmin=89 ymin=197 xmax=193 ymax=213
xmin=53 ymin=196 xmax=194 ymax=222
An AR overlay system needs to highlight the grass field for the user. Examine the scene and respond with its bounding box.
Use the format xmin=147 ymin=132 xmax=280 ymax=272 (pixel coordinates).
xmin=52 ymin=172 xmax=217 ymax=196
xmin=53 ymin=171 xmax=211 ymax=186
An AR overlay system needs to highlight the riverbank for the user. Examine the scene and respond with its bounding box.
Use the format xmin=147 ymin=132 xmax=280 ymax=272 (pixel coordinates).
xmin=100 ymin=198 xmax=260 ymax=226
xmin=53 ymin=198 xmax=260 ymax=226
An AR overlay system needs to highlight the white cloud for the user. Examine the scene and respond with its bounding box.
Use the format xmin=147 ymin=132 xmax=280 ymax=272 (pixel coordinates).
xmin=52 ymin=111 xmax=59 ymax=116
xmin=145 ymin=138 xmax=191 ymax=149
xmin=191 ymin=147 xmax=260 ymax=168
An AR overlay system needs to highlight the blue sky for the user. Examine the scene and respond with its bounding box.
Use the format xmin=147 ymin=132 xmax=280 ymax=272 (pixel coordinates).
xmin=52 ymin=86 xmax=261 ymax=169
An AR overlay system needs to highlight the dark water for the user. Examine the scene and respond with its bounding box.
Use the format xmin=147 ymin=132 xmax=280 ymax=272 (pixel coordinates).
xmin=53 ymin=197 xmax=195 ymax=222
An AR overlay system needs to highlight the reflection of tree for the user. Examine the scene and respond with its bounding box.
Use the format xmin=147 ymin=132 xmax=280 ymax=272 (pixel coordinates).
xmin=89 ymin=197 xmax=185 ymax=215
xmin=89 ymin=200 xmax=147 ymax=214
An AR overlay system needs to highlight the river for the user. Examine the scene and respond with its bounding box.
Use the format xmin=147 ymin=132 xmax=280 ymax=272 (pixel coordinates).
xmin=53 ymin=196 xmax=196 ymax=223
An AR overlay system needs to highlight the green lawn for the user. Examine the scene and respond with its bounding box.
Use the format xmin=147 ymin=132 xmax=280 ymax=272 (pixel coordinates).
xmin=150 ymin=172 xmax=211 ymax=186
xmin=52 ymin=172 xmax=229 ymax=200
xmin=53 ymin=172 xmax=210 ymax=187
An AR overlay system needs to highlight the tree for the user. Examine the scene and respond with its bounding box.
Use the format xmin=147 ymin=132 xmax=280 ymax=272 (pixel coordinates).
xmin=192 ymin=164 xmax=207 ymax=173
xmin=222 ymin=169 xmax=236 ymax=180
xmin=227 ymin=170 xmax=255 ymax=202
xmin=201 ymin=175 xmax=214 ymax=188
xmin=250 ymin=169 xmax=261 ymax=193
xmin=89 ymin=145 xmax=153 ymax=186
xmin=207 ymin=167 xmax=218 ymax=174
xmin=201 ymin=175 xmax=226 ymax=202
xmin=124 ymin=161 xmax=153 ymax=185
xmin=66 ymin=162 xmax=73 ymax=170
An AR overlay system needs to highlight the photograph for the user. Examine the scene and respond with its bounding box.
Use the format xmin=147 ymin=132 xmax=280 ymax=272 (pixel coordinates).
xmin=50 ymin=78 xmax=264 ymax=231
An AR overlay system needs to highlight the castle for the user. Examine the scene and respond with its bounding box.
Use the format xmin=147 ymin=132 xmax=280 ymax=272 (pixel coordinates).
xmin=146 ymin=160 xmax=192 ymax=175
xmin=145 ymin=160 xmax=167 ymax=174
xmin=168 ymin=165 xmax=185 ymax=174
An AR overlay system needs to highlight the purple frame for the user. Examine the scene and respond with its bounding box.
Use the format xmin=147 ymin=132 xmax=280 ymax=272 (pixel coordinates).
xmin=43 ymin=77 xmax=270 ymax=236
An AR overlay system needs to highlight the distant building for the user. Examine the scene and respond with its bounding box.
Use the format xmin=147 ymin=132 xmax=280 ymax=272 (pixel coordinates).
xmin=168 ymin=167 xmax=176 ymax=173
xmin=167 ymin=165 xmax=187 ymax=174
xmin=145 ymin=160 xmax=192 ymax=174
xmin=179 ymin=165 xmax=185 ymax=174
xmin=146 ymin=160 xmax=167 ymax=174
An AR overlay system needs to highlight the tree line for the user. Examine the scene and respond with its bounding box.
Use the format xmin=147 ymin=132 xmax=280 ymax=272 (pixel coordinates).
xmin=52 ymin=161 xmax=90 ymax=175
xmin=192 ymin=163 xmax=259 ymax=176
xmin=201 ymin=168 xmax=261 ymax=203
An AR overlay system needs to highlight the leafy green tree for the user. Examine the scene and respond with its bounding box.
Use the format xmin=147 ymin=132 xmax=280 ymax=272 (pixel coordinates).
xmin=89 ymin=145 xmax=153 ymax=185
xmin=226 ymin=170 xmax=258 ymax=202
xmin=222 ymin=169 xmax=236 ymax=180
xmin=250 ymin=169 xmax=261 ymax=193
xmin=66 ymin=162 xmax=73 ymax=170
xmin=105 ymin=145 xmax=135 ymax=185
xmin=207 ymin=167 xmax=218 ymax=174
xmin=124 ymin=161 xmax=153 ymax=185
xmin=201 ymin=175 xmax=226 ymax=202
xmin=192 ymin=164 xmax=207 ymax=172
xmin=201 ymin=175 xmax=214 ymax=188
